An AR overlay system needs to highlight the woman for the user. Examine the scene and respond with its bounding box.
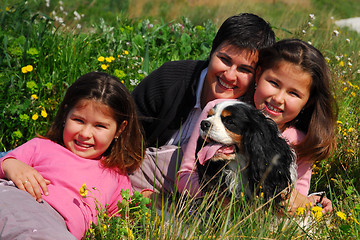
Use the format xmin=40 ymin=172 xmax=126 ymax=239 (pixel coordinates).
xmin=129 ymin=13 xmax=276 ymax=198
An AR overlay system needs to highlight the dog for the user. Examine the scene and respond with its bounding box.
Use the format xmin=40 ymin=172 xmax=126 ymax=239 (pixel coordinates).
xmin=196 ymin=100 xmax=297 ymax=206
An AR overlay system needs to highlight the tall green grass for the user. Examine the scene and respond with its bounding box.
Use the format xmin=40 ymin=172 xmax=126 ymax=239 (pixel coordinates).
xmin=1 ymin=0 xmax=360 ymax=239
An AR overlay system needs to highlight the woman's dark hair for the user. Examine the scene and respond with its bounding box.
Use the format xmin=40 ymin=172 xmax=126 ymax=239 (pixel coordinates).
xmin=210 ymin=13 xmax=275 ymax=57
xmin=45 ymin=72 xmax=144 ymax=173
xmin=255 ymin=39 xmax=337 ymax=162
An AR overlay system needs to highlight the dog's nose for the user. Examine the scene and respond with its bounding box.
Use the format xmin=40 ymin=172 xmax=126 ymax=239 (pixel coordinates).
xmin=200 ymin=120 xmax=211 ymax=131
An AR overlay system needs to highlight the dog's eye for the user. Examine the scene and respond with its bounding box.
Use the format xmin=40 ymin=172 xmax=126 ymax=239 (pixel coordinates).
xmin=223 ymin=117 xmax=234 ymax=125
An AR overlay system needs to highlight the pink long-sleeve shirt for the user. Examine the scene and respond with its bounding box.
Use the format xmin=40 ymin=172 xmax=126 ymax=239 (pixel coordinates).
xmin=0 ymin=138 xmax=132 ymax=239
xmin=176 ymin=99 xmax=312 ymax=198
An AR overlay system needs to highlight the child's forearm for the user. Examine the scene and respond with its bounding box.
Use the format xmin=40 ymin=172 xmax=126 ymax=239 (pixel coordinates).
xmin=176 ymin=170 xmax=203 ymax=198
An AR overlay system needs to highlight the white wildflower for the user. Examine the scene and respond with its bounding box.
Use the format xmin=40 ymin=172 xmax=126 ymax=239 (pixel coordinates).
xmin=130 ymin=79 xmax=139 ymax=86
xmin=333 ymin=30 xmax=339 ymax=36
xmin=74 ymin=11 xmax=81 ymax=21
xmin=309 ymin=14 xmax=315 ymax=20
xmin=346 ymin=38 xmax=351 ymax=43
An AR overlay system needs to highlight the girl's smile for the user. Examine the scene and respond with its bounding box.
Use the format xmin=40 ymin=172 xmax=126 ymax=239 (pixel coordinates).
xmin=254 ymin=61 xmax=312 ymax=130
xmin=63 ymin=99 xmax=122 ymax=159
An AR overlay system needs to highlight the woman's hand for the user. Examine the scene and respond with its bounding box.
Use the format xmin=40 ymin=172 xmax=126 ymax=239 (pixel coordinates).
xmin=2 ymin=158 xmax=50 ymax=202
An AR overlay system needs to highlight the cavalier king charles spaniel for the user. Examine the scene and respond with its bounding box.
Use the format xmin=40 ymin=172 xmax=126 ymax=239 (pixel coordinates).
xmin=196 ymin=100 xmax=297 ymax=205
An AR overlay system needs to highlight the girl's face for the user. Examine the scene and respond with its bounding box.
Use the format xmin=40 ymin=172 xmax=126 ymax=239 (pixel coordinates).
xmin=63 ymin=99 xmax=126 ymax=159
xmin=202 ymin=44 xmax=258 ymax=106
xmin=254 ymin=61 xmax=312 ymax=130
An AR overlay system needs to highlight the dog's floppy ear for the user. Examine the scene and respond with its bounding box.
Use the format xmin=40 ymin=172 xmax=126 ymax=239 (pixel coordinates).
xmin=241 ymin=107 xmax=294 ymax=202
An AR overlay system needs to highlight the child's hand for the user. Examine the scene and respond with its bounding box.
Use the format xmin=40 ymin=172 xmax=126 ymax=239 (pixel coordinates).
xmin=309 ymin=194 xmax=333 ymax=214
xmin=2 ymin=158 xmax=51 ymax=202
xmin=279 ymin=189 xmax=310 ymax=216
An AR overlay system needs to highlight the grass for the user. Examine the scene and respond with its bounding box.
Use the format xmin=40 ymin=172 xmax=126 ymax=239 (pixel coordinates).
xmin=1 ymin=0 xmax=360 ymax=239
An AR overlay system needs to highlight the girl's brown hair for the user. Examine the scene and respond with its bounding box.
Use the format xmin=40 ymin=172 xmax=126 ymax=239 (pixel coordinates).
xmin=255 ymin=39 xmax=337 ymax=163
xmin=45 ymin=72 xmax=144 ymax=173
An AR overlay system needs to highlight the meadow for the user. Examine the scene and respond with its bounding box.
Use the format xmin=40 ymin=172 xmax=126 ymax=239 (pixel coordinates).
xmin=0 ymin=0 xmax=359 ymax=239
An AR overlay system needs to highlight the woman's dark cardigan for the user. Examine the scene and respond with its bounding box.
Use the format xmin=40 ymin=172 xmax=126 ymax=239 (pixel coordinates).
xmin=131 ymin=60 xmax=208 ymax=147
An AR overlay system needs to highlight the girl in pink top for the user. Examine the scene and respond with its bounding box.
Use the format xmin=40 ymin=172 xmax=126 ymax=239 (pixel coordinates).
xmin=0 ymin=72 xmax=144 ymax=239
xmin=178 ymin=39 xmax=336 ymax=215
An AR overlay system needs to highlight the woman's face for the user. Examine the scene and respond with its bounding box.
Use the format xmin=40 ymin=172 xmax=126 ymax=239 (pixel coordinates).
xmin=202 ymin=43 xmax=258 ymax=106
xmin=254 ymin=61 xmax=312 ymax=130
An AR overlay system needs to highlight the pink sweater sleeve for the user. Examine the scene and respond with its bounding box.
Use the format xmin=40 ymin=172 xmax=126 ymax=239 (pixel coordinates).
xmin=282 ymin=128 xmax=313 ymax=196
xmin=176 ymin=99 xmax=228 ymax=197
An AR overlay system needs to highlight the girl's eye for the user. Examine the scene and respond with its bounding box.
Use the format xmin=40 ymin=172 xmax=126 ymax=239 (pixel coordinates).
xmin=268 ymin=80 xmax=279 ymax=87
xmin=73 ymin=118 xmax=84 ymax=123
xmin=96 ymin=124 xmax=107 ymax=129
xmin=289 ymin=91 xmax=300 ymax=98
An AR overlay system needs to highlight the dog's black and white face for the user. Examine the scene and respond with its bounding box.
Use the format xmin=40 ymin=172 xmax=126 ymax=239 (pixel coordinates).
xmin=196 ymin=100 xmax=297 ymax=205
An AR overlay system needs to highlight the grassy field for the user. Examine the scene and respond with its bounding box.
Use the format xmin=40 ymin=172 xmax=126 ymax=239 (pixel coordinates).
xmin=1 ymin=0 xmax=360 ymax=239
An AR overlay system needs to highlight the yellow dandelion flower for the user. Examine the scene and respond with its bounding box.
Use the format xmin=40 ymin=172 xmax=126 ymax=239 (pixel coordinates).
xmin=105 ymin=57 xmax=112 ymax=63
xmin=336 ymin=211 xmax=347 ymax=220
xmin=350 ymin=216 xmax=359 ymax=225
xmin=343 ymin=87 xmax=348 ymax=92
xmin=79 ymin=183 xmax=88 ymax=197
xmin=26 ymin=65 xmax=33 ymax=72
xmin=297 ymin=207 xmax=306 ymax=215
xmin=98 ymin=56 xmax=105 ymax=62
xmin=127 ymin=228 xmax=134 ymax=240
xmin=351 ymin=92 xmax=356 ymax=97
xmin=311 ymin=206 xmax=323 ymax=221
xmin=102 ymin=224 xmax=107 ymax=230
xmin=31 ymin=94 xmax=38 ymax=100
xmin=41 ymin=108 xmax=48 ymax=118
xmin=123 ymin=50 xmax=129 ymax=55
xmin=121 ymin=80 xmax=124 ymax=84
xmin=32 ymin=113 xmax=39 ymax=120
xmin=339 ymin=61 xmax=344 ymax=67
xmin=347 ymin=149 xmax=354 ymax=153
xmin=109 ymin=56 xmax=115 ymax=61
xmin=343 ymin=132 xmax=347 ymax=136
xmin=337 ymin=120 xmax=343 ymax=124
xmin=260 ymin=192 xmax=264 ymax=198
xmin=101 ymin=64 xmax=109 ymax=70
xmin=348 ymin=127 xmax=354 ymax=133
xmin=311 ymin=206 xmax=323 ymax=212
xmin=21 ymin=67 xmax=28 ymax=73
